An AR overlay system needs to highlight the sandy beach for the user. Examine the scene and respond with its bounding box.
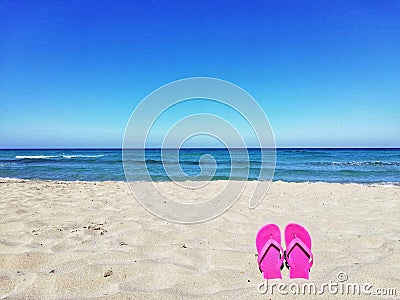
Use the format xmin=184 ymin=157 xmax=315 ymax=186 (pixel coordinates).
xmin=0 ymin=179 xmax=399 ymax=299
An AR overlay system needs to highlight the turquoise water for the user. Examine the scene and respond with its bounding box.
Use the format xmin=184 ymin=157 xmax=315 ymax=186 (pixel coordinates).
xmin=0 ymin=149 xmax=399 ymax=184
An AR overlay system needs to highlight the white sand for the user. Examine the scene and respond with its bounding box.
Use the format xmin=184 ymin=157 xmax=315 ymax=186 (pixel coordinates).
xmin=0 ymin=180 xmax=399 ymax=299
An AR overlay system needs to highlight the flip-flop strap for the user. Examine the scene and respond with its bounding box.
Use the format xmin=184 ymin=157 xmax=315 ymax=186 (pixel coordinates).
xmin=258 ymin=238 xmax=284 ymax=267
xmin=286 ymin=237 xmax=313 ymax=268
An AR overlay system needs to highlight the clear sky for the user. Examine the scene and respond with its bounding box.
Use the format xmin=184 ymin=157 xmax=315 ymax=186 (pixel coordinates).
xmin=1 ymin=1 xmax=399 ymax=148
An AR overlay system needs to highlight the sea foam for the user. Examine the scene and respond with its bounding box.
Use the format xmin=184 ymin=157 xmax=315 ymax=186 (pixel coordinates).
xmin=15 ymin=155 xmax=58 ymax=159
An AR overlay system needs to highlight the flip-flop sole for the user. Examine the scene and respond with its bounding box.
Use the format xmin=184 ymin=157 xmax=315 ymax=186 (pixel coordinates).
xmin=256 ymin=224 xmax=283 ymax=279
xmin=284 ymin=223 xmax=313 ymax=279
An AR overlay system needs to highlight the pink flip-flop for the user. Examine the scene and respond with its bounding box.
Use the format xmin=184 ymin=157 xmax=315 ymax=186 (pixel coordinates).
xmin=256 ymin=224 xmax=284 ymax=279
xmin=284 ymin=223 xmax=314 ymax=279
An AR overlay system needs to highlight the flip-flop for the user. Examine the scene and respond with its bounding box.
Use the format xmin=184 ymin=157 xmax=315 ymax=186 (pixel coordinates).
xmin=256 ymin=223 xmax=284 ymax=279
xmin=284 ymin=223 xmax=314 ymax=279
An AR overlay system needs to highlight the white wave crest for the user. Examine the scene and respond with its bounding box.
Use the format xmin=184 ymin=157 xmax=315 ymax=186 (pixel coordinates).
xmin=62 ymin=155 xmax=104 ymax=158
xmin=15 ymin=155 xmax=58 ymax=159
xmin=15 ymin=155 xmax=104 ymax=159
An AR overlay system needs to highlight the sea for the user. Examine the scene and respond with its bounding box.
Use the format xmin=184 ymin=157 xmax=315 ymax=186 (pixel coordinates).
xmin=0 ymin=148 xmax=399 ymax=185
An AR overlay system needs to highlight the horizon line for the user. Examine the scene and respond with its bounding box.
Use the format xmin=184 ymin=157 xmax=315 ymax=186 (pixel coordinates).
xmin=1 ymin=147 xmax=399 ymax=150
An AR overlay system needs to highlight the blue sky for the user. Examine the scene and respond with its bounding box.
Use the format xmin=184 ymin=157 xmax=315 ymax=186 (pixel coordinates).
xmin=0 ymin=1 xmax=399 ymax=148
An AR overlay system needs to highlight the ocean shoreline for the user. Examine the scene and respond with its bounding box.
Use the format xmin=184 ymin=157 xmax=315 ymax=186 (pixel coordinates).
xmin=1 ymin=177 xmax=399 ymax=188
